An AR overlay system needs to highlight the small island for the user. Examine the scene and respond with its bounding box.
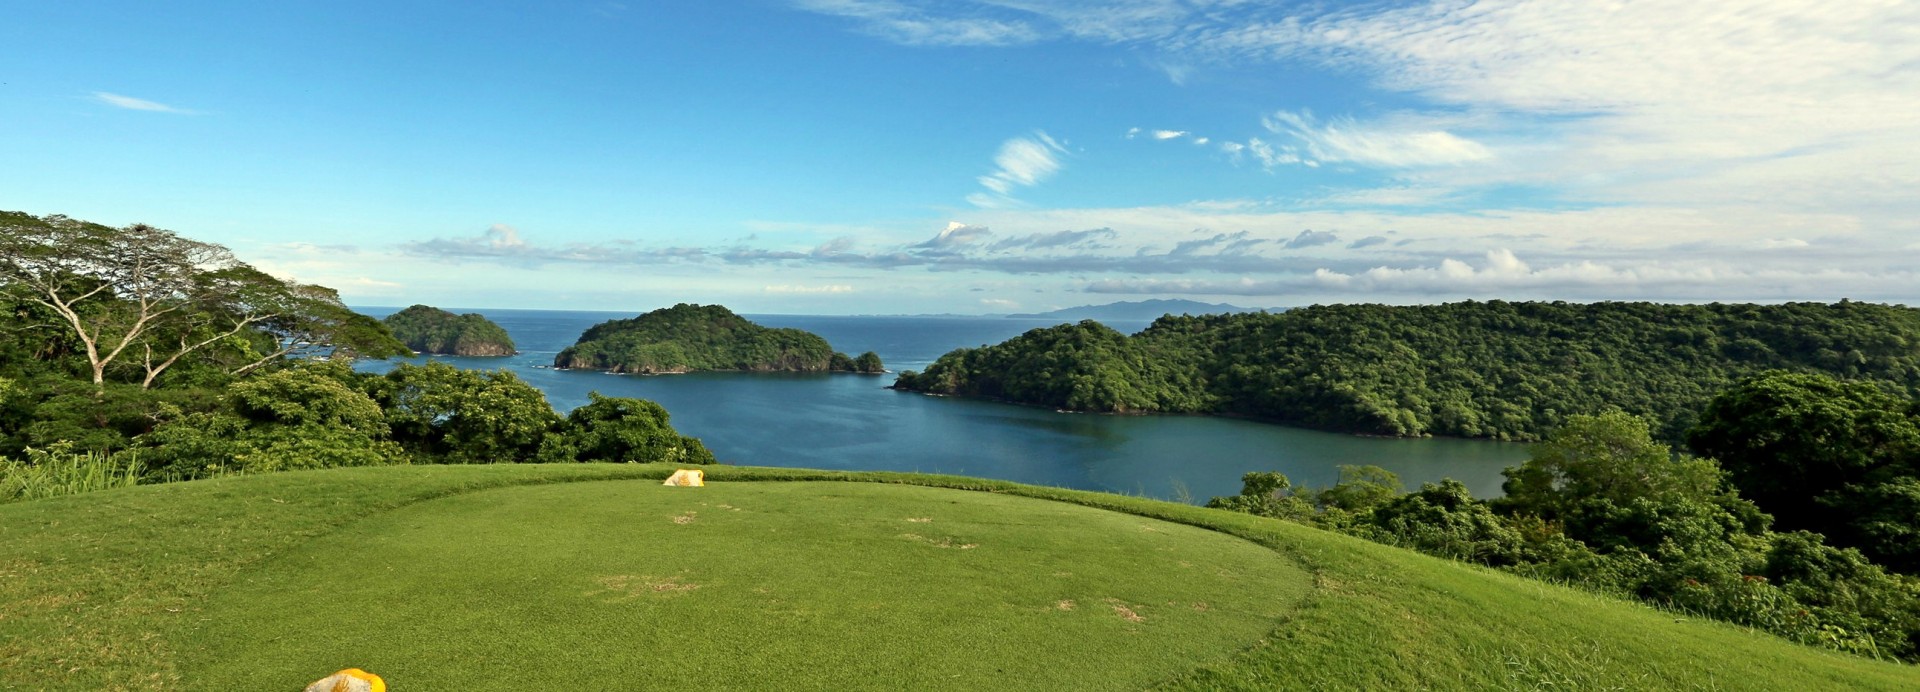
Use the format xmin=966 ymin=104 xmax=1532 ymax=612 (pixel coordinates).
xmin=555 ymin=303 xmax=884 ymax=374
xmin=382 ymin=305 xmax=517 ymax=357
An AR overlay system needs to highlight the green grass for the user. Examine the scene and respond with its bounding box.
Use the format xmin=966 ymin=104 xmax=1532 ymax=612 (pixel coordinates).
xmin=2 ymin=463 xmax=1917 ymax=690
xmin=0 ymin=449 xmax=141 ymax=503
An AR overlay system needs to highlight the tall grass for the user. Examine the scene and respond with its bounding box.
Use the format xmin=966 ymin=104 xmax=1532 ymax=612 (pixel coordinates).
xmin=0 ymin=446 xmax=143 ymax=503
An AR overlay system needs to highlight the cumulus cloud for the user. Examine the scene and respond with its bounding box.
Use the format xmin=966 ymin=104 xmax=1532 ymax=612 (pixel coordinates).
xmin=1152 ymin=129 xmax=1187 ymax=140
xmin=92 ymin=92 xmax=193 ymax=114
xmin=914 ymin=222 xmax=993 ymax=249
xmin=1085 ymin=249 xmax=1920 ymax=302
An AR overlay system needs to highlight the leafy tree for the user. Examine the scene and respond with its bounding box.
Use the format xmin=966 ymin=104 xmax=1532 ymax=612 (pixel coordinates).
xmin=1688 ymin=371 xmax=1920 ymax=573
xmin=1363 ymin=479 xmax=1535 ymax=566
xmin=371 ymin=362 xmax=560 ymax=463
xmin=1204 ymin=471 xmax=1313 ymax=521
xmin=537 ymin=392 xmax=715 ymax=465
xmin=0 ymin=211 xmax=403 ymax=388
xmin=142 ymin=364 xmax=403 ymax=477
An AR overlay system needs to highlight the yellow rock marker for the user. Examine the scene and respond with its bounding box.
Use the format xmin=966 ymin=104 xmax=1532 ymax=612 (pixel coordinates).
xmin=304 ymin=668 xmax=385 ymax=692
xmin=663 ymin=468 xmax=705 ymax=487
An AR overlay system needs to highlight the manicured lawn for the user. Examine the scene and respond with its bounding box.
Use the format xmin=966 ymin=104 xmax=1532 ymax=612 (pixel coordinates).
xmin=3 ymin=463 xmax=1918 ymax=690
xmin=175 ymin=481 xmax=1304 ymax=689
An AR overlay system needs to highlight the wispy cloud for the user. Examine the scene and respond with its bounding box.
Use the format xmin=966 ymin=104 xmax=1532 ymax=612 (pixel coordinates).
xmin=972 ymin=131 xmax=1066 ymax=207
xmin=764 ymin=284 xmax=855 ymax=294
xmin=92 ymin=91 xmax=194 ymax=114
xmin=795 ymin=0 xmax=1039 ymax=46
xmin=1151 ymin=129 xmax=1187 ymax=140
xmin=1253 ymin=110 xmax=1492 ymax=169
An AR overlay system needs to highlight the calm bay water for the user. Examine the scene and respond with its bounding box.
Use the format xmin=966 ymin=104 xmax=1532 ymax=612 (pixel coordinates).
xmin=355 ymin=307 xmax=1529 ymax=502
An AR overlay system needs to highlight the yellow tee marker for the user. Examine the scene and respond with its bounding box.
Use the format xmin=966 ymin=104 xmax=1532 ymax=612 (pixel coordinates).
xmin=663 ymin=469 xmax=705 ymax=486
xmin=304 ymin=668 xmax=385 ymax=692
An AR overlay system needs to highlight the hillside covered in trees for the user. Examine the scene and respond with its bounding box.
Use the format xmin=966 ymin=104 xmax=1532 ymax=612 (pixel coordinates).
xmin=892 ymin=301 xmax=1920 ymax=441
xmin=556 ymin=303 xmax=884 ymax=374
xmin=383 ymin=304 xmax=517 ymax=356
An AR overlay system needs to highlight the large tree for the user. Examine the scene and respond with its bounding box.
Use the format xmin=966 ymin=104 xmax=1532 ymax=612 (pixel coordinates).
xmin=0 ymin=211 xmax=401 ymax=388
xmin=1688 ymin=371 xmax=1920 ymax=573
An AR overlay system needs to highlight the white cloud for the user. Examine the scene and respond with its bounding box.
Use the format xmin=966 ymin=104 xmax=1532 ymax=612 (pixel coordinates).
xmin=794 ymin=0 xmax=1039 ymax=46
xmin=980 ymin=298 xmax=1019 ymax=309
xmin=1758 ymin=238 xmax=1810 ymax=250
xmin=974 ymin=131 xmax=1066 ymax=206
xmin=92 ymin=92 xmax=193 ymax=114
xmin=1125 ymin=127 xmax=1141 ymax=139
xmin=764 ymin=284 xmax=855 ymax=294
xmin=1151 ymin=129 xmax=1187 ymax=140
xmin=1085 ymin=249 xmax=1919 ymax=302
xmin=915 ymin=221 xmax=993 ymax=248
xmin=1260 ymin=110 xmax=1492 ymax=168
xmin=483 ymin=223 xmax=526 ymax=249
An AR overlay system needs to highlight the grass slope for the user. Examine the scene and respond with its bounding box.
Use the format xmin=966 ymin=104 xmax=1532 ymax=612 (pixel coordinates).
xmin=2 ymin=464 xmax=1917 ymax=690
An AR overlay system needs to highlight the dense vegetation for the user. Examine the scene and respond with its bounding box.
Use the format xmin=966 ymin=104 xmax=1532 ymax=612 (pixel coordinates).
xmin=382 ymin=304 xmax=516 ymax=356
xmin=0 ymin=212 xmax=714 ymax=501
xmin=1210 ymin=396 xmax=1920 ymax=662
xmin=555 ymin=303 xmax=884 ymax=374
xmin=894 ymin=301 xmax=1920 ymax=441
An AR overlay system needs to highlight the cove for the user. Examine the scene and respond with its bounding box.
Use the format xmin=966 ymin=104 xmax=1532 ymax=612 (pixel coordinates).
xmin=355 ymin=308 xmax=1530 ymax=502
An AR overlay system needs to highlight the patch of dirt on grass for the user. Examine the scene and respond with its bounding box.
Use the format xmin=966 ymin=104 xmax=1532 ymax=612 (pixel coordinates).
xmin=900 ymin=533 xmax=977 ymax=550
xmin=1054 ymin=599 xmax=1076 ymax=611
xmin=670 ymin=511 xmax=697 ymax=525
xmin=594 ymin=574 xmax=702 ymax=599
xmin=1191 ymin=602 xmax=1211 ymax=612
xmin=1105 ymin=599 xmax=1145 ymax=623
xmin=905 ymin=517 xmax=932 ymax=523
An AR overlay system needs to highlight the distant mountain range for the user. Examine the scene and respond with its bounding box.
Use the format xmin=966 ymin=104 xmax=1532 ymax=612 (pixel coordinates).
xmin=1006 ymin=299 xmax=1269 ymax=321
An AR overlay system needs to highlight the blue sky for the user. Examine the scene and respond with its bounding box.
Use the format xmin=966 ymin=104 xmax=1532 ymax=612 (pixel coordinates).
xmin=4 ymin=1 xmax=1917 ymax=314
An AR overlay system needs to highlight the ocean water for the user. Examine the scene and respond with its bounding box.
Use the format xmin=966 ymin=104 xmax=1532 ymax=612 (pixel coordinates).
xmin=354 ymin=307 xmax=1530 ymax=502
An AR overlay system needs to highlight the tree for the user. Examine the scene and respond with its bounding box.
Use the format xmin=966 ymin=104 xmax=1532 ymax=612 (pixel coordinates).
xmin=1689 ymin=371 xmax=1920 ymax=573
xmin=0 ymin=212 xmax=399 ymax=388
xmin=1502 ymin=411 xmax=1737 ymax=522
xmin=1205 ymin=471 xmax=1313 ymax=521
xmin=537 ymin=392 xmax=715 ymax=465
xmin=142 ymin=364 xmax=403 ymax=477
xmin=371 ymin=362 xmax=561 ymax=463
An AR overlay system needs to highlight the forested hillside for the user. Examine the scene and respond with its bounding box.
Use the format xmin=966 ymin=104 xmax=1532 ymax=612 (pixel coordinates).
xmin=556 ymin=303 xmax=884 ymax=374
xmin=383 ymin=304 xmax=517 ymax=356
xmin=893 ymin=301 xmax=1920 ymax=441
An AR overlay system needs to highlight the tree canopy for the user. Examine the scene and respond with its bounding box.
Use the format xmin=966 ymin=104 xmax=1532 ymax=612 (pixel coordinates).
xmin=555 ymin=303 xmax=882 ymax=374
xmin=895 ymin=301 xmax=1920 ymax=441
xmin=0 ymin=211 xmax=405 ymax=388
xmin=382 ymin=305 xmax=517 ymax=356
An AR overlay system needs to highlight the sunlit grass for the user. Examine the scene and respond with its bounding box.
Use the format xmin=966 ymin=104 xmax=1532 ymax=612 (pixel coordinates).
xmin=2 ymin=464 xmax=1916 ymax=690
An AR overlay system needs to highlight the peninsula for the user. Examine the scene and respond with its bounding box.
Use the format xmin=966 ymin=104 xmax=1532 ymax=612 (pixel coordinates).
xmin=381 ymin=305 xmax=517 ymax=357
xmin=555 ymin=303 xmax=884 ymax=374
